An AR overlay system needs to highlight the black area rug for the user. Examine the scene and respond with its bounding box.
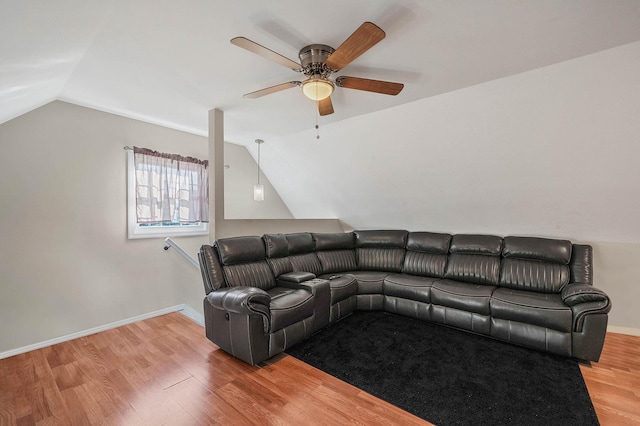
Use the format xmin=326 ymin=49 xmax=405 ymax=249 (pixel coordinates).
xmin=286 ymin=311 xmax=598 ymax=426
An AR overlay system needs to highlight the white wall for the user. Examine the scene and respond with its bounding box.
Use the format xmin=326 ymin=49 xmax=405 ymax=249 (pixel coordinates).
xmin=0 ymin=101 xmax=208 ymax=353
xmin=224 ymin=142 xmax=293 ymax=219
xmin=0 ymin=101 xmax=344 ymax=356
xmin=209 ymin=108 xmax=347 ymax=239
xmin=592 ymin=241 xmax=640 ymax=333
xmin=263 ymin=41 xmax=640 ymax=330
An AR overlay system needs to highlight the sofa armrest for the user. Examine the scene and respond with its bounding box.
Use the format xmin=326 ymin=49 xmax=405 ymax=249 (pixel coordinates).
xmin=278 ymin=271 xmax=317 ymax=283
xmin=562 ymin=283 xmax=611 ymax=332
xmin=276 ymin=272 xmax=319 ymax=291
xmin=206 ymin=287 xmax=271 ymax=332
xmin=561 ymin=283 xmax=609 ymax=306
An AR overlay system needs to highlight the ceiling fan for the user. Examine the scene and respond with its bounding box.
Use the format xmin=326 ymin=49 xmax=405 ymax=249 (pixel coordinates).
xmin=231 ymin=22 xmax=404 ymax=116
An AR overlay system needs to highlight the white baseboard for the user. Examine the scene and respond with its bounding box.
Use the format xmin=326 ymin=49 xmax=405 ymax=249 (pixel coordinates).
xmin=178 ymin=304 xmax=204 ymax=326
xmin=0 ymin=304 xmax=199 ymax=360
xmin=607 ymin=326 xmax=640 ymax=337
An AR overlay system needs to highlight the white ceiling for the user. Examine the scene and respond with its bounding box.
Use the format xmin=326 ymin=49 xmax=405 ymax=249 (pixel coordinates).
xmin=2 ymin=0 xmax=640 ymax=145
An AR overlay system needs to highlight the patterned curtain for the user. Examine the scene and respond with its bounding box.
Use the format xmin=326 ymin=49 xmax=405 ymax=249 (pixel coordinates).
xmin=133 ymin=147 xmax=208 ymax=224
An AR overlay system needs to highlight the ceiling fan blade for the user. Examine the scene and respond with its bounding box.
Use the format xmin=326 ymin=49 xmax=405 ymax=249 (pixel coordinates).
xmin=243 ymin=81 xmax=301 ymax=98
xmin=336 ymin=76 xmax=404 ymax=95
xmin=318 ymin=96 xmax=334 ymax=116
xmin=324 ymin=22 xmax=386 ymax=71
xmin=231 ymin=37 xmax=302 ymax=71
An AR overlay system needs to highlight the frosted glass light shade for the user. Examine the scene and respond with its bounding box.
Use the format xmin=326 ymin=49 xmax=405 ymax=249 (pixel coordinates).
xmin=302 ymin=78 xmax=334 ymax=101
xmin=253 ymin=184 xmax=264 ymax=201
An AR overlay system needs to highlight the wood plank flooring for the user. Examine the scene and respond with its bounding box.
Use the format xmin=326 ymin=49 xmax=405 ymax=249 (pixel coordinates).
xmin=580 ymin=332 xmax=640 ymax=425
xmin=0 ymin=312 xmax=638 ymax=425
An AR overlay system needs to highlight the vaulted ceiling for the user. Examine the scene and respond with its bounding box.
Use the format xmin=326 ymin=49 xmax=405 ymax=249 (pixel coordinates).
xmin=3 ymin=0 xmax=640 ymax=146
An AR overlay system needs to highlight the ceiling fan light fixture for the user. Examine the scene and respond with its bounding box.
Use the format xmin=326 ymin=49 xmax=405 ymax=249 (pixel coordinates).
xmin=232 ymin=22 xmax=398 ymax=115
xmin=301 ymin=77 xmax=334 ymax=101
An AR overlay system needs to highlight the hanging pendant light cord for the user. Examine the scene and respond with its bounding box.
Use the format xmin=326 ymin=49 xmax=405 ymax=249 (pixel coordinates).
xmin=256 ymin=141 xmax=261 ymax=184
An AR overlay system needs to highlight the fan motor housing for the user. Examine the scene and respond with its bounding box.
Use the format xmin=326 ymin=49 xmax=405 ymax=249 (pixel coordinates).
xmin=299 ymin=44 xmax=335 ymax=76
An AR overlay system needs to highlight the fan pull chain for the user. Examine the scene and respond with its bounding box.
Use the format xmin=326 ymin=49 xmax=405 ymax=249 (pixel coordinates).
xmin=315 ymin=101 xmax=320 ymax=139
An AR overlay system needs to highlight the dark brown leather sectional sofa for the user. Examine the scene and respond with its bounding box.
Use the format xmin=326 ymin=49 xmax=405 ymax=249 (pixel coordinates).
xmin=198 ymin=230 xmax=611 ymax=365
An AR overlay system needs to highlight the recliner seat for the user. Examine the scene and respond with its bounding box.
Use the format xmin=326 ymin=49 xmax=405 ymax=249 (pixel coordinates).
xmin=200 ymin=236 xmax=316 ymax=365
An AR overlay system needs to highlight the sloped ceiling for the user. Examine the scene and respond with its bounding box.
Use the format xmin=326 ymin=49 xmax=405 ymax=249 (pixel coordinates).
xmin=3 ymin=0 xmax=640 ymax=144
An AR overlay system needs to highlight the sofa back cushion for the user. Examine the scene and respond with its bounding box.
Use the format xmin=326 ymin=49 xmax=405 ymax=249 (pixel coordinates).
xmin=286 ymin=233 xmax=323 ymax=275
xmin=444 ymin=234 xmax=503 ymax=285
xmin=263 ymin=233 xmax=293 ymax=277
xmin=217 ymin=236 xmax=266 ymax=265
xmin=355 ymin=230 xmax=408 ymax=272
xmin=312 ymin=232 xmax=357 ymax=274
xmin=402 ymin=232 xmax=451 ymax=277
xmin=286 ymin=232 xmax=314 ymax=254
xmin=264 ymin=233 xmax=289 ymax=257
xmin=500 ymin=236 xmax=571 ymax=293
xmin=216 ymin=236 xmax=275 ymax=290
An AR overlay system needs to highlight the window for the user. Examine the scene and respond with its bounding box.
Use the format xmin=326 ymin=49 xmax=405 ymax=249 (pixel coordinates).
xmin=127 ymin=147 xmax=209 ymax=239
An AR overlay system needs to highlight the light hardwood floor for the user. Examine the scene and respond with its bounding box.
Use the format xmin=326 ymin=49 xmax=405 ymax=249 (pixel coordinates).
xmin=0 ymin=313 xmax=638 ymax=425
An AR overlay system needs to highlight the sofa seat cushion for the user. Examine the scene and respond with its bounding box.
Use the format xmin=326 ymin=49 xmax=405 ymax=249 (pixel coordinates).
xmin=431 ymin=280 xmax=495 ymax=315
xmin=490 ymin=288 xmax=572 ymax=333
xmin=383 ymin=273 xmax=438 ymax=304
xmin=266 ymin=287 xmax=315 ymax=332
